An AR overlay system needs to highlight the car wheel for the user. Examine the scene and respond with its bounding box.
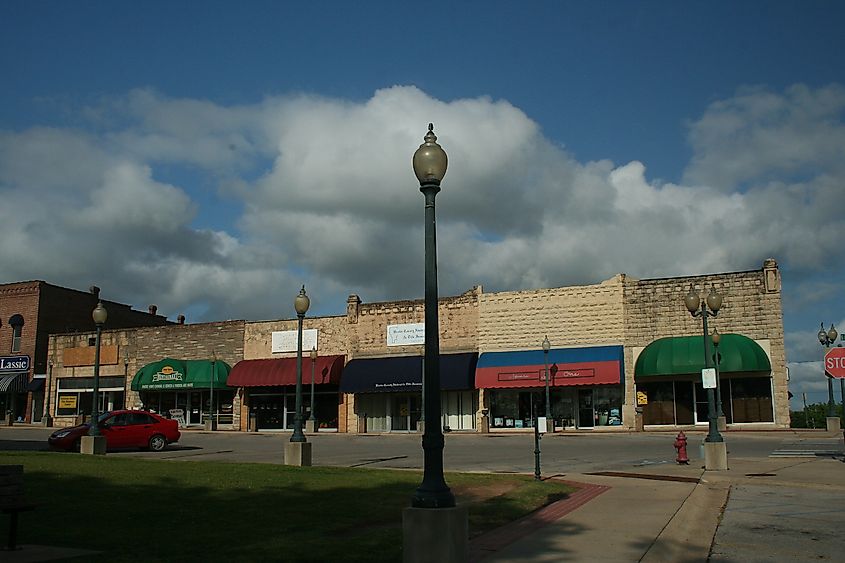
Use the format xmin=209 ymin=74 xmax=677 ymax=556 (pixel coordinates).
xmin=148 ymin=434 xmax=167 ymax=452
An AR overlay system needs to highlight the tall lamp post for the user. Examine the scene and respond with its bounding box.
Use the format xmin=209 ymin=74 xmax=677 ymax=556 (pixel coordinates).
xmin=818 ymin=323 xmax=838 ymax=429
xmin=43 ymin=358 xmax=53 ymax=427
xmin=712 ymin=328 xmax=722 ymax=417
xmin=542 ymin=336 xmax=552 ymax=423
xmin=285 ymin=285 xmax=312 ymax=466
xmin=684 ymin=285 xmax=727 ymax=470
xmin=411 ymin=123 xmax=453 ymax=510
xmin=292 ymin=286 xmax=309 ymax=443
xmin=82 ymin=301 xmax=108 ymax=455
xmin=403 ymin=124 xmax=466 ymax=563
xmin=306 ymin=347 xmax=317 ymax=433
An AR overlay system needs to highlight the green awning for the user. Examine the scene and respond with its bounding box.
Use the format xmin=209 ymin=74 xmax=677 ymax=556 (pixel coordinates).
xmin=635 ymin=334 xmax=771 ymax=379
xmin=131 ymin=358 xmax=232 ymax=391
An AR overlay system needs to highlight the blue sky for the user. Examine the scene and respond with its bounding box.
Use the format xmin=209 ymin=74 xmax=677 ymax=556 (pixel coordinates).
xmin=2 ymin=1 xmax=844 ymax=408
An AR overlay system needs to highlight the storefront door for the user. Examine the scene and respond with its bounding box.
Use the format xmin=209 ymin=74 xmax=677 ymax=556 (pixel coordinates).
xmin=189 ymin=391 xmax=204 ymax=425
xmin=694 ymin=383 xmax=709 ymax=424
xmin=578 ymin=389 xmax=594 ymax=428
xmin=390 ymin=395 xmax=420 ymax=432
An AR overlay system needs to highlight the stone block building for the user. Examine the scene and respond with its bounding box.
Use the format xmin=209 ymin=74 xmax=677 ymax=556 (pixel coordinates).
xmin=42 ymin=259 xmax=788 ymax=433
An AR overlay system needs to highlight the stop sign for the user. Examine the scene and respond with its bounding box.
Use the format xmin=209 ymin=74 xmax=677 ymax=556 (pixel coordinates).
xmin=824 ymin=347 xmax=845 ymax=379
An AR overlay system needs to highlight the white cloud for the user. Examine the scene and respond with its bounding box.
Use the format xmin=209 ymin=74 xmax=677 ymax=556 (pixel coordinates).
xmin=1 ymin=84 xmax=843 ymax=340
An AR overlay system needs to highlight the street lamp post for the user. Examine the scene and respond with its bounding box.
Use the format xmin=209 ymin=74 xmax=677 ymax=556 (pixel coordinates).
xmin=542 ymin=336 xmax=552 ymax=424
xmin=285 ymin=286 xmax=312 ymax=467
xmin=403 ymin=123 xmax=467 ymax=563
xmin=818 ymin=323 xmax=840 ymax=433
xmin=43 ymin=358 xmax=53 ymax=427
xmin=411 ymin=123 xmax=454 ymax=510
xmin=90 ymin=301 xmax=107 ymax=436
xmin=81 ymin=301 xmax=108 ymax=455
xmin=306 ymin=347 xmax=317 ymax=433
xmin=684 ymin=285 xmax=723 ymax=444
xmin=818 ymin=323 xmax=838 ymax=417
xmin=684 ymin=285 xmax=728 ymax=471
xmin=712 ymin=328 xmax=723 ymax=418
xmin=292 ymin=286 xmax=309 ymax=443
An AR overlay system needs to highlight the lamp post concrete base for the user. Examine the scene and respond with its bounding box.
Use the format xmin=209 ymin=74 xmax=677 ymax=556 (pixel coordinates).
xmin=634 ymin=408 xmax=644 ymax=432
xmin=703 ymin=441 xmax=728 ymax=470
xmin=305 ymin=419 xmax=317 ymax=433
xmin=416 ymin=420 xmax=425 ymax=433
xmin=479 ymin=415 xmax=489 ymax=433
xmin=825 ymin=417 xmax=841 ymax=433
xmin=42 ymin=415 xmax=53 ymax=428
xmin=284 ymin=441 xmax=312 ymax=466
xmin=717 ymin=416 xmax=727 ymax=432
xmin=402 ymin=505 xmax=468 ymax=563
xmin=81 ymin=435 xmax=107 ymax=455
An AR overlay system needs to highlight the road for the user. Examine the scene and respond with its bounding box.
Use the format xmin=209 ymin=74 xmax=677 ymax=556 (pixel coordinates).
xmin=3 ymin=426 xmax=842 ymax=475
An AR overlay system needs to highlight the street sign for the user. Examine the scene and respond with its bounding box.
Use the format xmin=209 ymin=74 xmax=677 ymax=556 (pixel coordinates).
xmin=824 ymin=347 xmax=845 ymax=379
xmin=701 ymin=368 xmax=717 ymax=389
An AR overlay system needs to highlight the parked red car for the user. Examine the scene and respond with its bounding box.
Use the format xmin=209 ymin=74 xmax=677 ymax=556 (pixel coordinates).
xmin=48 ymin=410 xmax=180 ymax=452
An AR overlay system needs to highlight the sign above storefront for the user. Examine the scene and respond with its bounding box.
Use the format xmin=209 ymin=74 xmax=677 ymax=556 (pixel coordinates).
xmin=0 ymin=355 xmax=30 ymax=373
xmin=387 ymin=323 xmax=425 ymax=346
xmin=272 ymin=329 xmax=318 ymax=353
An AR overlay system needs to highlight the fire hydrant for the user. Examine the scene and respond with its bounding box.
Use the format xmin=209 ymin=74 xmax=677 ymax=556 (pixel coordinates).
xmin=673 ymin=431 xmax=689 ymax=465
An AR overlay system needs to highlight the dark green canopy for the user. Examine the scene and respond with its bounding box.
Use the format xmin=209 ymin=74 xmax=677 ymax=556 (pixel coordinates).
xmin=131 ymin=358 xmax=232 ymax=391
xmin=635 ymin=334 xmax=771 ymax=379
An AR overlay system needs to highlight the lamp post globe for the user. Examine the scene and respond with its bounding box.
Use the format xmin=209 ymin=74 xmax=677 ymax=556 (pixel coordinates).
xmin=291 ymin=286 xmax=309 ymax=443
xmin=90 ymin=301 xmax=108 ymax=437
xmin=411 ymin=123 xmax=454 ymax=509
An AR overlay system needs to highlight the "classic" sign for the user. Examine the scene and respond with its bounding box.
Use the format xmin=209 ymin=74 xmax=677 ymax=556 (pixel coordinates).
xmin=0 ymin=355 xmax=30 ymax=372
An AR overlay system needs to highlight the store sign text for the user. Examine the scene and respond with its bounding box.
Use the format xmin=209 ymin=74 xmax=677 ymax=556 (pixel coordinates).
xmin=272 ymin=329 xmax=318 ymax=353
xmin=0 ymin=355 xmax=30 ymax=372
xmin=387 ymin=323 xmax=425 ymax=346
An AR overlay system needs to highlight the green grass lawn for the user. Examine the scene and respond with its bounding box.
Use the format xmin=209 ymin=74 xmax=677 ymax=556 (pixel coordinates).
xmin=1 ymin=452 xmax=575 ymax=562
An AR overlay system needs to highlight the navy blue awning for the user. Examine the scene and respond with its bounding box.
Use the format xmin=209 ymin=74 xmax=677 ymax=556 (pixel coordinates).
xmin=340 ymin=353 xmax=478 ymax=393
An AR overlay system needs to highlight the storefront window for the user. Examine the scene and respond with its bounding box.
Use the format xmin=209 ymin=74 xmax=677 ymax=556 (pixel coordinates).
xmin=594 ymin=386 xmax=624 ymax=426
xmin=490 ymin=390 xmax=542 ymax=429
xmin=729 ymin=377 xmax=774 ymax=423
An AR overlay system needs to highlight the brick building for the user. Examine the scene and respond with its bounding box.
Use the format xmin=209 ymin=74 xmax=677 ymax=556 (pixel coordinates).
xmin=0 ymin=281 xmax=170 ymax=423
xmin=49 ymin=319 xmax=245 ymax=429
xmin=43 ymin=259 xmax=788 ymax=432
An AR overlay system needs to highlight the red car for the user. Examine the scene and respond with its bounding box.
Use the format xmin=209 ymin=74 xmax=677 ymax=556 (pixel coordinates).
xmin=48 ymin=410 xmax=181 ymax=452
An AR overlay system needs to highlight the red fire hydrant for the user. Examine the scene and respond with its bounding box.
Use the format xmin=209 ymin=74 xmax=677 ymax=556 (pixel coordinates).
xmin=674 ymin=431 xmax=689 ymax=465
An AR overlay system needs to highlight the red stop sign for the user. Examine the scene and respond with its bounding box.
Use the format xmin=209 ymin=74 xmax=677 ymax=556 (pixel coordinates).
xmin=824 ymin=347 xmax=845 ymax=379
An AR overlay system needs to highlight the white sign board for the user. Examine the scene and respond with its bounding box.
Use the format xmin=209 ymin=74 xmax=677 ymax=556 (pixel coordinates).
xmin=272 ymin=329 xmax=318 ymax=353
xmin=387 ymin=323 xmax=425 ymax=346
xmin=701 ymin=367 xmax=717 ymax=389
xmin=537 ymin=416 xmax=548 ymax=434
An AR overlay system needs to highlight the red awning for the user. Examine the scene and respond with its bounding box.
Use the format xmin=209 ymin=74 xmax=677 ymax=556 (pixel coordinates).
xmin=228 ymin=355 xmax=345 ymax=387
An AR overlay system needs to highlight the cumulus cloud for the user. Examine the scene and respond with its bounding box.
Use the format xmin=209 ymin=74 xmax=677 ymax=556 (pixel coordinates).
xmin=1 ymin=84 xmax=844 ymax=354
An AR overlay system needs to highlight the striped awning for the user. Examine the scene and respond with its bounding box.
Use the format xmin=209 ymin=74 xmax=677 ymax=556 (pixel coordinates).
xmin=0 ymin=372 xmax=27 ymax=392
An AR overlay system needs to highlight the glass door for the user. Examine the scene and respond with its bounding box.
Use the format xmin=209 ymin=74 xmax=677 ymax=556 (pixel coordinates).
xmin=188 ymin=391 xmax=204 ymax=425
xmin=390 ymin=395 xmax=411 ymax=431
xmin=694 ymin=383 xmax=709 ymax=424
xmin=578 ymin=389 xmax=594 ymax=428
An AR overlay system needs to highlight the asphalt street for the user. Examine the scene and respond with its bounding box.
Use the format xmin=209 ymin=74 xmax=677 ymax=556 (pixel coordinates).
xmin=3 ymin=426 xmax=842 ymax=475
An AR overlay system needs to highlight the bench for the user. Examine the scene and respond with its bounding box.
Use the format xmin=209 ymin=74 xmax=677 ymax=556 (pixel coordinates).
xmin=0 ymin=465 xmax=36 ymax=551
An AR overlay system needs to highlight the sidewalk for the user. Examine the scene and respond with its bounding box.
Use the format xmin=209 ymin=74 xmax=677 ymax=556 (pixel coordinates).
xmin=471 ymin=449 xmax=845 ymax=562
